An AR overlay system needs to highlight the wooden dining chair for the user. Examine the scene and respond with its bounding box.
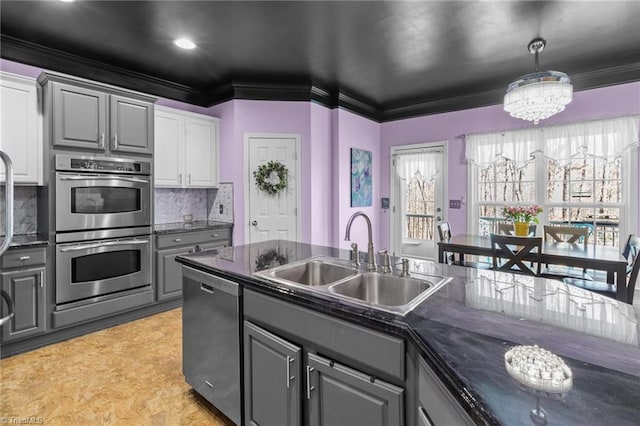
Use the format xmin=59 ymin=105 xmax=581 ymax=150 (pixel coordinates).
xmin=490 ymin=234 xmax=543 ymax=276
xmin=437 ymin=223 xmax=492 ymax=270
xmin=563 ymin=234 xmax=640 ymax=304
xmin=498 ymin=223 xmax=537 ymax=236
xmin=541 ymin=225 xmax=593 ymax=281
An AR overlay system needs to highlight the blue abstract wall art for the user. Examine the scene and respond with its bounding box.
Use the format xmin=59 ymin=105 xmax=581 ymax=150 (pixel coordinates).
xmin=350 ymin=148 xmax=372 ymax=207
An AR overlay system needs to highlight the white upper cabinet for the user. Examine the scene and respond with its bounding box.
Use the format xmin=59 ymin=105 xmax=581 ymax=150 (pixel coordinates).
xmin=0 ymin=72 xmax=42 ymax=185
xmin=154 ymin=106 xmax=219 ymax=188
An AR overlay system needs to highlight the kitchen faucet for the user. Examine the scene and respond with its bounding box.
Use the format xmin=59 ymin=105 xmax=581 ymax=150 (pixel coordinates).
xmin=344 ymin=211 xmax=376 ymax=271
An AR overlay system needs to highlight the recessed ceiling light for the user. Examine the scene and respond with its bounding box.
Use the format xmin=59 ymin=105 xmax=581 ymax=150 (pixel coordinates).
xmin=60 ymin=0 xmax=76 ymax=3
xmin=173 ymin=38 xmax=196 ymax=50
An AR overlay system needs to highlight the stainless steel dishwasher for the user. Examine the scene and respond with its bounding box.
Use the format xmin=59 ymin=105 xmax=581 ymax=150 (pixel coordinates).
xmin=182 ymin=266 xmax=241 ymax=425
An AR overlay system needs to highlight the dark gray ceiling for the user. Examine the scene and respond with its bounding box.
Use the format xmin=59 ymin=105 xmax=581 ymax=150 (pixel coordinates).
xmin=1 ymin=1 xmax=639 ymax=121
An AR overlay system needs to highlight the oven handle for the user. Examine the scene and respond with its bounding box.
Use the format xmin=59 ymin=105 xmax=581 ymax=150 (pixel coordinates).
xmin=60 ymin=239 xmax=149 ymax=252
xmin=59 ymin=175 xmax=150 ymax=184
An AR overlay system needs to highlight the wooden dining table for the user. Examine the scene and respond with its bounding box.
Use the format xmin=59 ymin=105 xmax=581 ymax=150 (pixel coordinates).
xmin=438 ymin=234 xmax=629 ymax=301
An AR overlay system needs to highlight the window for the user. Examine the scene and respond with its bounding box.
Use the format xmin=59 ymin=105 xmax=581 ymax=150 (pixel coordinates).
xmin=466 ymin=116 xmax=639 ymax=248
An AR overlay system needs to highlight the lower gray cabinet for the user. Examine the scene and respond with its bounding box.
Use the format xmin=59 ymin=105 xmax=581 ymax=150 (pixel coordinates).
xmin=308 ymin=352 xmax=404 ymax=426
xmin=155 ymin=227 xmax=232 ymax=301
xmin=1 ymin=247 xmax=46 ymax=343
xmin=156 ymin=245 xmax=196 ymax=301
xmin=244 ymin=321 xmax=301 ymax=426
xmin=417 ymin=357 xmax=474 ymax=426
xmin=243 ymin=320 xmax=403 ymax=426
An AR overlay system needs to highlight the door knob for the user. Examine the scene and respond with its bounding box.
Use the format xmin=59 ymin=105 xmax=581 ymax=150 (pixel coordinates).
xmin=436 ymin=216 xmax=442 ymax=221
xmin=251 ymin=220 xmax=258 ymax=226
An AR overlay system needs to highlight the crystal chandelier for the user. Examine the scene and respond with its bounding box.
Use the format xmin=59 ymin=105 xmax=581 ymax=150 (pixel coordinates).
xmin=504 ymin=38 xmax=573 ymax=125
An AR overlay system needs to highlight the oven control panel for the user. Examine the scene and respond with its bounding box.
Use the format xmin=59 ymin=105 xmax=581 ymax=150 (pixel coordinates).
xmin=55 ymin=155 xmax=151 ymax=175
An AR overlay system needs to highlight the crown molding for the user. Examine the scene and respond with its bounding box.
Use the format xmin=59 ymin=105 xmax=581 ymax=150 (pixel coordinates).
xmin=0 ymin=35 xmax=209 ymax=106
xmin=2 ymin=35 xmax=638 ymax=123
xmin=380 ymin=62 xmax=640 ymax=122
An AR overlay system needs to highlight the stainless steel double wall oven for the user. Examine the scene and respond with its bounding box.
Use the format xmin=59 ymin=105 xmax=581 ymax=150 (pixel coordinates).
xmin=54 ymin=155 xmax=152 ymax=308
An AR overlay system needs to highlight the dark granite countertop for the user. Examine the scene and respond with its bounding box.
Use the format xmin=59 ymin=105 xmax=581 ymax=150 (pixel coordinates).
xmin=6 ymin=234 xmax=49 ymax=248
xmin=176 ymin=240 xmax=640 ymax=426
xmin=153 ymin=220 xmax=233 ymax=235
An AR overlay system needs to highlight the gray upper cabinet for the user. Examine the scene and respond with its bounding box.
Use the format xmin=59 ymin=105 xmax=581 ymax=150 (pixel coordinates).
xmin=244 ymin=321 xmax=302 ymax=426
xmin=40 ymin=72 xmax=155 ymax=156
xmin=110 ymin=95 xmax=153 ymax=154
xmin=308 ymin=352 xmax=404 ymax=426
xmin=52 ymin=82 xmax=107 ymax=151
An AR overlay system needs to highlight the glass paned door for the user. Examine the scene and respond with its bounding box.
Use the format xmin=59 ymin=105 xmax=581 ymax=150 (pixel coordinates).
xmin=391 ymin=145 xmax=445 ymax=260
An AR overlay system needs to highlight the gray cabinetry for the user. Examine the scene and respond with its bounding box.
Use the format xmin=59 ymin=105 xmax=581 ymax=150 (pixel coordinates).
xmin=182 ymin=266 xmax=240 ymax=425
xmin=244 ymin=321 xmax=301 ymax=426
xmin=417 ymin=357 xmax=474 ymax=426
xmin=52 ymin=82 xmax=107 ymax=151
xmin=155 ymin=227 xmax=232 ymax=301
xmin=0 ymin=247 xmax=46 ymax=343
xmin=110 ymin=94 xmax=154 ymax=155
xmin=40 ymin=72 xmax=155 ymax=155
xmin=243 ymin=289 xmax=404 ymax=426
xmin=308 ymin=352 xmax=404 ymax=426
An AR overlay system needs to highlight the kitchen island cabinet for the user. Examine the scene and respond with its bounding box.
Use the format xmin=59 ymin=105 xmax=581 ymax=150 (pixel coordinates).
xmin=177 ymin=239 xmax=640 ymax=426
xmin=243 ymin=289 xmax=405 ymax=426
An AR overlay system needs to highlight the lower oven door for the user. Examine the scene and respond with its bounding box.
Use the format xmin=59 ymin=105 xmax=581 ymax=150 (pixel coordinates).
xmin=56 ymin=236 xmax=151 ymax=305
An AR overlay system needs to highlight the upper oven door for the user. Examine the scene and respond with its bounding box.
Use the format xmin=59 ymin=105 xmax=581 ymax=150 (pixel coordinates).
xmin=56 ymin=172 xmax=151 ymax=232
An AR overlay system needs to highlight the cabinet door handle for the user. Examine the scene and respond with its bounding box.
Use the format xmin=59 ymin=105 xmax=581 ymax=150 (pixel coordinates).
xmin=174 ymin=238 xmax=182 ymax=242
xmin=0 ymin=290 xmax=15 ymax=327
xmin=418 ymin=405 xmax=434 ymax=426
xmin=19 ymin=256 xmax=31 ymax=261
xmin=99 ymin=133 xmax=105 ymax=149
xmin=200 ymin=283 xmax=214 ymax=294
xmin=179 ymin=173 xmax=182 ymax=184
xmin=40 ymin=271 xmax=44 ymax=288
xmin=212 ymin=234 xmax=219 ymax=238
xmin=306 ymin=366 xmax=315 ymax=399
xmin=188 ymin=174 xmax=192 ymax=184
xmin=204 ymin=379 xmax=214 ymax=389
xmin=286 ymin=356 xmax=294 ymax=388
xmin=113 ymin=134 xmax=118 ymax=150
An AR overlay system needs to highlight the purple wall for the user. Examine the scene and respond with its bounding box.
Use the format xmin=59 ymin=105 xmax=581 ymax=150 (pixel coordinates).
xmin=4 ymin=58 xmax=637 ymax=250
xmin=336 ymin=109 xmax=382 ymax=251
xmin=309 ymin=103 xmax=334 ymax=246
xmin=379 ymin=82 xmax=640 ymax=249
xmin=208 ymin=100 xmax=313 ymax=245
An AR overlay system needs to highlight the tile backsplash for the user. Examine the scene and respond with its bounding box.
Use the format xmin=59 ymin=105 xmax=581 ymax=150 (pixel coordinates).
xmin=154 ymin=182 xmax=233 ymax=224
xmin=0 ymin=186 xmax=38 ymax=235
xmin=208 ymin=182 xmax=234 ymax=223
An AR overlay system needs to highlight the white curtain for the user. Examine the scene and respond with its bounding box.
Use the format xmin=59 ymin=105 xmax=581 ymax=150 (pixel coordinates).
xmin=465 ymin=115 xmax=640 ymax=165
xmin=395 ymin=150 xmax=441 ymax=180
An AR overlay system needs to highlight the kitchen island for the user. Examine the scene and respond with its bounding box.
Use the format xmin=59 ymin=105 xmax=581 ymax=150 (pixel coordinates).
xmin=177 ymin=239 xmax=640 ymax=426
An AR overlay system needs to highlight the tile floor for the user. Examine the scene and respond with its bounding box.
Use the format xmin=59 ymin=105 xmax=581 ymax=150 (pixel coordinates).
xmin=0 ymin=308 xmax=233 ymax=425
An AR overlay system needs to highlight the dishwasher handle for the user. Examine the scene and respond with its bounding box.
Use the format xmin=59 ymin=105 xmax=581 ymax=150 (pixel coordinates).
xmin=183 ymin=266 xmax=239 ymax=296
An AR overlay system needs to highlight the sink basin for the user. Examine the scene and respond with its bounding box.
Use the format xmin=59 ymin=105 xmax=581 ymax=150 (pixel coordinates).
xmin=256 ymin=257 xmax=357 ymax=287
xmin=255 ymin=256 xmax=451 ymax=316
xmin=328 ymin=272 xmax=451 ymax=315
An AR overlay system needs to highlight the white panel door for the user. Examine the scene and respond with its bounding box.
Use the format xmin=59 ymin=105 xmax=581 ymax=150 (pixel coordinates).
xmin=0 ymin=73 xmax=40 ymax=184
xmin=185 ymin=117 xmax=218 ymax=187
xmin=247 ymin=135 xmax=299 ymax=243
xmin=154 ymin=109 xmax=184 ymax=187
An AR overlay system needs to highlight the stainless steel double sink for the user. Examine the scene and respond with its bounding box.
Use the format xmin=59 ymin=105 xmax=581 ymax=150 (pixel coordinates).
xmin=254 ymin=256 xmax=451 ymax=315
